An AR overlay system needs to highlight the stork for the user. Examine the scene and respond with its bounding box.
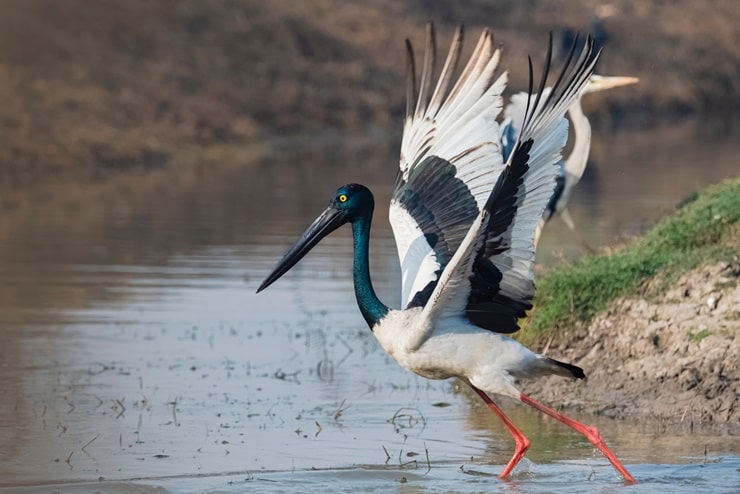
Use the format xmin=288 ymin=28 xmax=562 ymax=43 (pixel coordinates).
xmin=257 ymin=24 xmax=636 ymax=483
xmin=500 ymin=74 xmax=639 ymax=242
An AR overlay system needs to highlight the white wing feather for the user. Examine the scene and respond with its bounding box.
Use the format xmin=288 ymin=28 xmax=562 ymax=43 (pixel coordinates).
xmin=392 ymin=26 xmax=508 ymax=308
xmin=422 ymin=38 xmax=600 ymax=326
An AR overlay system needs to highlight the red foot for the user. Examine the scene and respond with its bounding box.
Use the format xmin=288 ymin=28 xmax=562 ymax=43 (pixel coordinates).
xmin=469 ymin=386 xmax=530 ymax=478
xmin=520 ymin=393 xmax=636 ymax=484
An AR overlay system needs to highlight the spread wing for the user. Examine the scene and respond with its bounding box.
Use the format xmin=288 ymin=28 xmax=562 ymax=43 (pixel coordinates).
xmin=422 ymin=34 xmax=600 ymax=333
xmin=390 ymin=24 xmax=508 ymax=309
xmin=500 ymin=87 xmax=553 ymax=162
xmin=500 ymin=87 xmax=564 ymax=242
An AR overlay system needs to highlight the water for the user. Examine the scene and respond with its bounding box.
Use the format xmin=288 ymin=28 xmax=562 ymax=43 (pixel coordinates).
xmin=0 ymin=120 xmax=738 ymax=493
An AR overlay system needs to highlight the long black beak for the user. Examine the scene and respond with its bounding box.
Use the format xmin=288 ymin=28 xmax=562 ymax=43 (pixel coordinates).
xmin=256 ymin=205 xmax=347 ymax=293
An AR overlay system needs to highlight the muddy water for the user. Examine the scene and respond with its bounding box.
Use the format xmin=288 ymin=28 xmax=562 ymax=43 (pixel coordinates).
xmin=0 ymin=121 xmax=738 ymax=493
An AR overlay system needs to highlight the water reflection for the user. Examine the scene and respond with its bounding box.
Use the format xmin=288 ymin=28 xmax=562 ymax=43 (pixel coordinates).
xmin=0 ymin=120 xmax=736 ymax=325
xmin=0 ymin=121 xmax=738 ymax=490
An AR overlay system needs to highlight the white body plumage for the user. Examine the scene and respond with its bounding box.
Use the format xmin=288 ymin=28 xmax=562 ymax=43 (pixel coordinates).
xmin=373 ymin=309 xmax=567 ymax=399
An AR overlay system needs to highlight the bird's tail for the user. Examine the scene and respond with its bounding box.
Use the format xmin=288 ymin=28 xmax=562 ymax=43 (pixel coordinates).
xmin=546 ymin=356 xmax=586 ymax=379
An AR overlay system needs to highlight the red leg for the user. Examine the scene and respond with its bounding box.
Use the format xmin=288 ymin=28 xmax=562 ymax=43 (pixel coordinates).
xmin=470 ymin=385 xmax=530 ymax=478
xmin=520 ymin=393 xmax=636 ymax=484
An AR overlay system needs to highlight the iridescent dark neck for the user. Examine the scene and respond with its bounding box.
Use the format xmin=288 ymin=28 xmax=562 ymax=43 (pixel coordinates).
xmin=351 ymin=212 xmax=388 ymax=329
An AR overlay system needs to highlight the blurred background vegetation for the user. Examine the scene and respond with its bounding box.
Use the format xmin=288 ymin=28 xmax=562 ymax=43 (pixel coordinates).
xmin=0 ymin=0 xmax=737 ymax=189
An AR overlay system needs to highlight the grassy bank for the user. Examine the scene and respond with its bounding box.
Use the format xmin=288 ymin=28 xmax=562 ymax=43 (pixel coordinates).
xmin=521 ymin=177 xmax=740 ymax=345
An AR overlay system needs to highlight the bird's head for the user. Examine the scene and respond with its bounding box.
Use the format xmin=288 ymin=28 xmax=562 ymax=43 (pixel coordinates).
xmin=256 ymin=183 xmax=373 ymax=293
xmin=583 ymin=74 xmax=639 ymax=95
xmin=330 ymin=183 xmax=375 ymax=221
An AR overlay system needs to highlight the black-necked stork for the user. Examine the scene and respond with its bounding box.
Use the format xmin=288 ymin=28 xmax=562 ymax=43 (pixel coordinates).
xmin=257 ymin=24 xmax=636 ymax=483
xmin=500 ymin=75 xmax=639 ymax=242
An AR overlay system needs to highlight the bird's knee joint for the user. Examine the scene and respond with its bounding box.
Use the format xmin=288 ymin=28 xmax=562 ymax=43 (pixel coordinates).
xmin=516 ymin=435 xmax=531 ymax=453
xmin=586 ymin=425 xmax=605 ymax=446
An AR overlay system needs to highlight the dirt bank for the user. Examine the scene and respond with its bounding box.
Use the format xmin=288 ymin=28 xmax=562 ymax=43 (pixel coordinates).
xmin=1 ymin=0 xmax=739 ymax=184
xmin=523 ymin=262 xmax=739 ymax=428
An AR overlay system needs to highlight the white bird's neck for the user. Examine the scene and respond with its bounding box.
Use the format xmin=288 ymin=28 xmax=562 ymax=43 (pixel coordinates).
xmin=565 ymin=101 xmax=592 ymax=178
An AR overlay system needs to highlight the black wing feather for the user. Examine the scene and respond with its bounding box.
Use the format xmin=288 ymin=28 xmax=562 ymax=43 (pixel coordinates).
xmin=466 ymin=139 xmax=533 ymax=332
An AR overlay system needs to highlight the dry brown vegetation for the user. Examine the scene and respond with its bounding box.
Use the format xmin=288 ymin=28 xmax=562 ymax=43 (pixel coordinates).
xmin=0 ymin=0 xmax=738 ymax=186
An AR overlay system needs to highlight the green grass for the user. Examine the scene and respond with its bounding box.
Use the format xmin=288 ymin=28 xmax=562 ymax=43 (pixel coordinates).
xmin=688 ymin=327 xmax=711 ymax=342
xmin=519 ymin=177 xmax=740 ymax=345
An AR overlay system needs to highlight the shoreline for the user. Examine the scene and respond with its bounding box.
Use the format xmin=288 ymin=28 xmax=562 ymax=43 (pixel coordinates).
xmin=521 ymin=262 xmax=739 ymax=429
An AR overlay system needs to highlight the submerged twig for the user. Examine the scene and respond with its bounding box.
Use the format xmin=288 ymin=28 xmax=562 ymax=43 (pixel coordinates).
xmin=273 ymin=368 xmax=301 ymax=384
xmin=334 ymin=399 xmax=348 ymax=421
xmin=388 ymin=407 xmax=427 ymax=434
xmin=460 ymin=465 xmax=496 ymax=477
xmin=114 ymin=398 xmax=126 ymax=419
xmin=169 ymin=396 xmax=180 ymax=426
xmin=81 ymin=434 xmax=99 ymax=452
xmin=335 ymin=334 xmax=354 ymax=368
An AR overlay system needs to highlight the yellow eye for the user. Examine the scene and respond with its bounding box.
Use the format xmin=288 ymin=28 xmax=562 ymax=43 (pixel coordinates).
xmin=338 ymin=194 xmax=348 ymax=203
